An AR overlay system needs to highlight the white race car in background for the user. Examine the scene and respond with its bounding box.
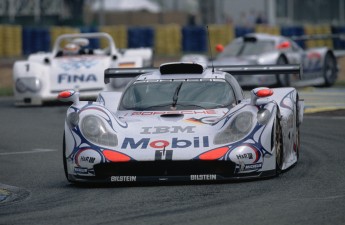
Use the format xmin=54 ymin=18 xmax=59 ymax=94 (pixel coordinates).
xmin=13 ymin=32 xmax=153 ymax=106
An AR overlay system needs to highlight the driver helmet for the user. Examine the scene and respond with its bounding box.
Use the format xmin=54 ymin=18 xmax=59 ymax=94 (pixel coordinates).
xmin=63 ymin=43 xmax=80 ymax=55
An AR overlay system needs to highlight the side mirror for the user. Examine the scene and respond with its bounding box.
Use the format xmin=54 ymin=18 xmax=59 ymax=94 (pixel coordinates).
xmin=215 ymin=44 xmax=224 ymax=53
xmin=58 ymin=90 xmax=80 ymax=105
xmin=250 ymin=87 xmax=273 ymax=105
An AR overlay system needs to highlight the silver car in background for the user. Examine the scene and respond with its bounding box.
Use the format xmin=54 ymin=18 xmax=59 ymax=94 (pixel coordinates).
xmin=182 ymin=33 xmax=338 ymax=87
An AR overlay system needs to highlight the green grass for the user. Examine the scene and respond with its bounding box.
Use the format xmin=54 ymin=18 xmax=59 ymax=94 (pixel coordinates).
xmin=335 ymin=80 xmax=345 ymax=87
xmin=0 ymin=87 xmax=13 ymax=96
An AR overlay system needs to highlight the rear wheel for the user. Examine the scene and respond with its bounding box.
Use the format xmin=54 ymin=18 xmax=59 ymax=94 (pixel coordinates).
xmin=322 ymin=52 xmax=337 ymax=87
xmin=274 ymin=114 xmax=284 ymax=175
xmin=276 ymin=56 xmax=290 ymax=87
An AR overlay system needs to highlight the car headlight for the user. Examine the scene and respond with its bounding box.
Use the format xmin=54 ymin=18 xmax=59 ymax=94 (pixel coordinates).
xmin=214 ymin=112 xmax=254 ymax=145
xmin=81 ymin=115 xmax=118 ymax=147
xmin=15 ymin=78 xmax=41 ymax=93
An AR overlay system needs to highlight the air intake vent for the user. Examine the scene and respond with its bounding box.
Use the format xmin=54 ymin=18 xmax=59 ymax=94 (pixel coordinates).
xmin=159 ymin=62 xmax=204 ymax=75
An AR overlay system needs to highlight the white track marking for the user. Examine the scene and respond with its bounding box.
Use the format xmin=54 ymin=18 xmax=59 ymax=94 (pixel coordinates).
xmin=0 ymin=149 xmax=57 ymax=156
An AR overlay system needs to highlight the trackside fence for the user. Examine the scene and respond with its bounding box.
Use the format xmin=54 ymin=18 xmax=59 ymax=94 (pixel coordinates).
xmin=1 ymin=24 xmax=345 ymax=57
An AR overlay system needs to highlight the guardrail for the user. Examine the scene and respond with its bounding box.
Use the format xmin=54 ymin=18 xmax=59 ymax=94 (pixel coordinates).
xmin=1 ymin=24 xmax=345 ymax=57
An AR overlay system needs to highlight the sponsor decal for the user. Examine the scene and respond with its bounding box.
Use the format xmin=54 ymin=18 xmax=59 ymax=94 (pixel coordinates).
xmin=121 ymin=136 xmax=209 ymax=149
xmin=140 ymin=126 xmax=195 ymax=134
xmin=59 ymin=58 xmax=99 ymax=71
xmin=155 ymin=149 xmax=173 ymax=160
xmin=119 ymin=62 xmax=135 ymax=68
xmin=74 ymin=167 xmax=88 ymax=174
xmin=111 ymin=176 xmax=137 ymax=182
xmin=75 ymin=149 xmax=102 ymax=169
xmin=190 ymin=174 xmax=217 ymax=181
xmin=58 ymin=73 xmax=97 ymax=83
xmin=236 ymin=153 xmax=253 ymax=160
xmin=244 ymin=163 xmax=263 ymax=171
xmin=125 ymin=110 xmax=217 ymax=116
xmin=229 ymin=145 xmax=261 ymax=165
xmin=80 ymin=156 xmax=96 ymax=163
xmin=185 ymin=116 xmax=220 ymax=125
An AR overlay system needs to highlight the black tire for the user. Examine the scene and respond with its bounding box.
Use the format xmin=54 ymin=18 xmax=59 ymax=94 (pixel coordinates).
xmin=63 ymin=132 xmax=72 ymax=182
xmin=276 ymin=56 xmax=291 ymax=87
xmin=295 ymin=94 xmax=300 ymax=160
xmin=295 ymin=128 xmax=300 ymax=160
xmin=274 ymin=114 xmax=284 ymax=175
xmin=321 ymin=52 xmax=337 ymax=87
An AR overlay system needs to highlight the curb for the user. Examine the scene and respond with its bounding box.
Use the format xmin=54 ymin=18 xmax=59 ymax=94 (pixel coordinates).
xmin=304 ymin=107 xmax=345 ymax=114
xmin=0 ymin=188 xmax=10 ymax=202
xmin=0 ymin=184 xmax=30 ymax=206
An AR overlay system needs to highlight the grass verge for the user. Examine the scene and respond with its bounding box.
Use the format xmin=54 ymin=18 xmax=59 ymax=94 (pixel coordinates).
xmin=0 ymin=87 xmax=13 ymax=96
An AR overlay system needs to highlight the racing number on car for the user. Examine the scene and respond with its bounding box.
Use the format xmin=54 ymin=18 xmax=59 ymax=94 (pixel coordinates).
xmin=155 ymin=149 xmax=173 ymax=160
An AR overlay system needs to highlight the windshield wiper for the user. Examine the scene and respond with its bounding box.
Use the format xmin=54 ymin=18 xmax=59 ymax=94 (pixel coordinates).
xmin=172 ymin=82 xmax=183 ymax=109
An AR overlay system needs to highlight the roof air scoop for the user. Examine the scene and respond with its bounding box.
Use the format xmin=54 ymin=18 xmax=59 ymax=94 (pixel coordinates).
xmin=159 ymin=62 xmax=205 ymax=75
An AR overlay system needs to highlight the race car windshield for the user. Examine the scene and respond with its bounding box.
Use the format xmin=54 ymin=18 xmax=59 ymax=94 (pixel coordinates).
xmin=119 ymin=80 xmax=235 ymax=111
xmin=217 ymin=40 xmax=274 ymax=58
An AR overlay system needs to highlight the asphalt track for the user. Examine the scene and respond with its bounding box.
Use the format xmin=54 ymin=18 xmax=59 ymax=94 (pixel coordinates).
xmin=0 ymin=94 xmax=345 ymax=225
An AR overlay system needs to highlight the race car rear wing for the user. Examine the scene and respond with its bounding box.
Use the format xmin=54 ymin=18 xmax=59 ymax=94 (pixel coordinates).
xmin=104 ymin=64 xmax=302 ymax=84
xmin=213 ymin=64 xmax=301 ymax=76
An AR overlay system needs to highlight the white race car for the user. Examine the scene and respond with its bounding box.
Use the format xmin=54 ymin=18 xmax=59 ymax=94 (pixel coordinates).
xmin=13 ymin=32 xmax=153 ymax=106
xmin=59 ymin=62 xmax=304 ymax=183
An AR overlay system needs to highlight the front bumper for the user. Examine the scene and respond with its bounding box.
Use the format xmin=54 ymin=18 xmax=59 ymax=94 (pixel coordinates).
xmin=68 ymin=161 xmax=276 ymax=183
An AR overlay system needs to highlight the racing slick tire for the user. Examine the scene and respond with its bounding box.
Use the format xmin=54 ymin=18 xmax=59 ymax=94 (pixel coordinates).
xmin=276 ymin=55 xmax=290 ymax=87
xmin=274 ymin=114 xmax=284 ymax=175
xmin=295 ymin=128 xmax=300 ymax=160
xmin=63 ymin=132 xmax=73 ymax=183
xmin=295 ymin=94 xmax=300 ymax=160
xmin=321 ymin=52 xmax=337 ymax=87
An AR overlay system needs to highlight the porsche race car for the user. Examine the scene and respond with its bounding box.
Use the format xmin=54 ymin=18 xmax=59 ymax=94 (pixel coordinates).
xmin=13 ymin=32 xmax=153 ymax=106
xmin=181 ymin=33 xmax=338 ymax=87
xmin=59 ymin=62 xmax=304 ymax=183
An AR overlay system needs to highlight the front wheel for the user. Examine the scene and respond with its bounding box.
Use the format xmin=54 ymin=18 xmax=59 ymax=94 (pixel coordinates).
xmin=63 ymin=132 xmax=72 ymax=182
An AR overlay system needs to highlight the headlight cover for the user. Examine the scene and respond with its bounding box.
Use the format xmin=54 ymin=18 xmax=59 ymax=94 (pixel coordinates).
xmin=15 ymin=77 xmax=41 ymax=93
xmin=81 ymin=115 xmax=118 ymax=147
xmin=214 ymin=111 xmax=254 ymax=145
